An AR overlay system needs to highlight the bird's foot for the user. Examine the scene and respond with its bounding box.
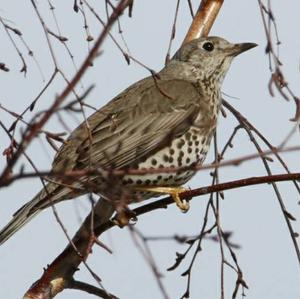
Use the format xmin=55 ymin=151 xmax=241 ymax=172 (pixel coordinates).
xmin=135 ymin=186 xmax=190 ymax=213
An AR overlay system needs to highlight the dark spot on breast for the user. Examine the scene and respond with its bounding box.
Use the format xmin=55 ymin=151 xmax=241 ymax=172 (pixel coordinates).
xmin=185 ymin=132 xmax=191 ymax=140
xmin=169 ymin=157 xmax=174 ymax=163
xmin=195 ymin=141 xmax=199 ymax=146
xmin=151 ymin=159 xmax=157 ymax=166
xmin=187 ymin=147 xmax=192 ymax=154
xmin=163 ymin=154 xmax=169 ymax=162
xmin=186 ymin=158 xmax=190 ymax=163
xmin=136 ymin=179 xmax=142 ymax=185
xmin=176 ymin=139 xmax=185 ymax=149
xmin=188 ymin=141 xmax=193 ymax=146
xmin=169 ymin=148 xmax=175 ymax=155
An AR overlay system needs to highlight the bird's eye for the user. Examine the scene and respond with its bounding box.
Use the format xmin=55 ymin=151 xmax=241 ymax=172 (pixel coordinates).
xmin=202 ymin=42 xmax=214 ymax=52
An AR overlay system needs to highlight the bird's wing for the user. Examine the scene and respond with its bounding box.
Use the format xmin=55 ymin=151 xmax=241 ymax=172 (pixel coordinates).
xmin=52 ymin=78 xmax=204 ymax=171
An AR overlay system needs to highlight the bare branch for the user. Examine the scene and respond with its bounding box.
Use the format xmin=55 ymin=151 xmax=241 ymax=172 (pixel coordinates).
xmin=183 ymin=0 xmax=224 ymax=43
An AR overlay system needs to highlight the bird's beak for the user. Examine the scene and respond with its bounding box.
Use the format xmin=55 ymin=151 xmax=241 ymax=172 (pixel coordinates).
xmin=229 ymin=42 xmax=258 ymax=57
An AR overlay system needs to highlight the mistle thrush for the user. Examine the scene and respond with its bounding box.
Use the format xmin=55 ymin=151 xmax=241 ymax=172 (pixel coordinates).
xmin=0 ymin=36 xmax=256 ymax=244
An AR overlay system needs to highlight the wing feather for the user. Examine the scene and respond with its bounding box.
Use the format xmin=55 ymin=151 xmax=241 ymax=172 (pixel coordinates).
xmin=53 ymin=78 xmax=203 ymax=172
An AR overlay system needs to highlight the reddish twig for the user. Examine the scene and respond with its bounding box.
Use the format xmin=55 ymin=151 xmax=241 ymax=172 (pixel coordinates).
xmin=183 ymin=0 xmax=224 ymax=43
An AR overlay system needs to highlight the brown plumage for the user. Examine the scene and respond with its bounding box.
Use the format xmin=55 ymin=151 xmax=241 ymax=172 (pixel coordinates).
xmin=0 ymin=36 xmax=256 ymax=244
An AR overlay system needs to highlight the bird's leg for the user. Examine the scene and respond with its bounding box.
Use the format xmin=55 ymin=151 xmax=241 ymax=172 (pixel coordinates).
xmin=135 ymin=186 xmax=190 ymax=212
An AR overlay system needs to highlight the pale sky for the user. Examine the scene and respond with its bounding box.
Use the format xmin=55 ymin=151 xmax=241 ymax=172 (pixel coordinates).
xmin=0 ymin=1 xmax=300 ymax=298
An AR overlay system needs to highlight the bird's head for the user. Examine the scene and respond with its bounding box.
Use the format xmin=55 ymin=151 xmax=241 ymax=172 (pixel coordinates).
xmin=171 ymin=36 xmax=257 ymax=85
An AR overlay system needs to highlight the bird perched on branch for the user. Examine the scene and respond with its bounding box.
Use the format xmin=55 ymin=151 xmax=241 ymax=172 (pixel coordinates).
xmin=0 ymin=36 xmax=256 ymax=244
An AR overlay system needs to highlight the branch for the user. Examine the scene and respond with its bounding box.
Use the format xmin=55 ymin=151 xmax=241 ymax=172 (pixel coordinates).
xmin=68 ymin=280 xmax=119 ymax=299
xmin=24 ymin=199 xmax=115 ymax=299
xmin=112 ymin=172 xmax=300 ymax=223
xmin=183 ymin=0 xmax=224 ymax=43
xmin=24 ymin=172 xmax=300 ymax=298
xmin=0 ymin=0 xmax=131 ymax=186
xmin=1 ymin=145 xmax=299 ymax=188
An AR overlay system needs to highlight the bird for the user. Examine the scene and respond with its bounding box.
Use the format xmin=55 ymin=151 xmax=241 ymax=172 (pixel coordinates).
xmin=0 ymin=36 xmax=256 ymax=245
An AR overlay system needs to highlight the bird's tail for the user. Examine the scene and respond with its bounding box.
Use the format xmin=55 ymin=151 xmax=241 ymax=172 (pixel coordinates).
xmin=0 ymin=182 xmax=64 ymax=245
